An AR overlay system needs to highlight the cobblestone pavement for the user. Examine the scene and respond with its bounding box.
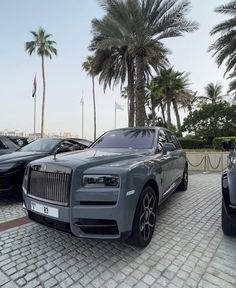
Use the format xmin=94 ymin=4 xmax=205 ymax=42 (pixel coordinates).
xmin=0 ymin=193 xmax=24 ymax=224
xmin=0 ymin=173 xmax=236 ymax=288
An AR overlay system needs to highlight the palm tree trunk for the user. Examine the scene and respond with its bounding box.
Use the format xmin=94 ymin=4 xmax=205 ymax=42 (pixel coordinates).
xmin=166 ymin=88 xmax=172 ymax=130
xmin=92 ymin=74 xmax=96 ymax=140
xmin=172 ymin=99 xmax=182 ymax=137
xmin=41 ymin=55 xmax=46 ymax=138
xmin=127 ymin=66 xmax=135 ymax=127
xmin=151 ymin=96 xmax=156 ymax=126
xmin=135 ymin=54 xmax=146 ymax=126
xmin=160 ymin=102 xmax=166 ymax=126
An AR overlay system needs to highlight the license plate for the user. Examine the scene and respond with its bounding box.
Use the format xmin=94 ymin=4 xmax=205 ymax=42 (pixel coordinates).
xmin=31 ymin=201 xmax=59 ymax=218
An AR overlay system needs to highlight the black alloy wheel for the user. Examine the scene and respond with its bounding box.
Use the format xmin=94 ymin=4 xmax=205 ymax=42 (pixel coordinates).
xmin=128 ymin=186 xmax=157 ymax=248
xmin=178 ymin=164 xmax=188 ymax=191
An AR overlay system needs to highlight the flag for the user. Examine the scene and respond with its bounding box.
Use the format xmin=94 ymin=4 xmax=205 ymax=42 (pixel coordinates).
xmin=115 ymin=101 xmax=124 ymax=111
xmin=80 ymin=96 xmax=84 ymax=104
xmin=32 ymin=75 xmax=37 ymax=98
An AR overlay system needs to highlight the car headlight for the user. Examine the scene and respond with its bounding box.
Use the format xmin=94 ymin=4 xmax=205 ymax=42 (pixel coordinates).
xmin=83 ymin=175 xmax=120 ymax=188
xmin=0 ymin=163 xmax=16 ymax=172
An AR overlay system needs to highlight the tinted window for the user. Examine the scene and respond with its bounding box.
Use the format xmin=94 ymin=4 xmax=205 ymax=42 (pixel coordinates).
xmin=165 ymin=131 xmax=181 ymax=149
xmin=20 ymin=139 xmax=61 ymax=152
xmin=92 ymin=129 xmax=155 ymax=149
xmin=157 ymin=130 xmax=168 ymax=151
xmin=0 ymin=140 xmax=6 ymax=149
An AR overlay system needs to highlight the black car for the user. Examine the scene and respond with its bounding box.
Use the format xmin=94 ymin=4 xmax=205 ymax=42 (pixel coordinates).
xmin=0 ymin=136 xmax=19 ymax=155
xmin=222 ymin=139 xmax=236 ymax=235
xmin=6 ymin=136 xmax=30 ymax=148
xmin=0 ymin=137 xmax=91 ymax=198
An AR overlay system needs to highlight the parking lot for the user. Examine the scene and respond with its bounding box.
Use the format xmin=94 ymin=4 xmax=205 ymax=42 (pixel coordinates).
xmin=0 ymin=173 xmax=236 ymax=288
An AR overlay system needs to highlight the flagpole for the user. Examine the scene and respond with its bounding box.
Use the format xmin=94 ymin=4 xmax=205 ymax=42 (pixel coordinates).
xmin=81 ymin=89 xmax=84 ymax=138
xmin=114 ymin=102 xmax=117 ymax=129
xmin=34 ymin=91 xmax=36 ymax=139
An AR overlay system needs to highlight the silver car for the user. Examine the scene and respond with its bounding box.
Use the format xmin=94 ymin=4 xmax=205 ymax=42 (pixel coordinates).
xmin=23 ymin=127 xmax=188 ymax=247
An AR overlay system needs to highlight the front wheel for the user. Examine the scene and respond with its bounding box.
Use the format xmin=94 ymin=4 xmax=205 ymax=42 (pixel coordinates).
xmin=222 ymin=200 xmax=236 ymax=236
xmin=128 ymin=186 xmax=157 ymax=248
xmin=178 ymin=165 xmax=188 ymax=191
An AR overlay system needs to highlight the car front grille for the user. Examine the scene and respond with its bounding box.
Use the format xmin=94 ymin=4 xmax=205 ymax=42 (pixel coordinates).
xmin=28 ymin=165 xmax=72 ymax=206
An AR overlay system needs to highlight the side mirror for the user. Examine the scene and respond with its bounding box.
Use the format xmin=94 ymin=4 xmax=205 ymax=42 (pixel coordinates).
xmin=56 ymin=146 xmax=71 ymax=153
xmin=163 ymin=143 xmax=176 ymax=155
xmin=222 ymin=140 xmax=234 ymax=150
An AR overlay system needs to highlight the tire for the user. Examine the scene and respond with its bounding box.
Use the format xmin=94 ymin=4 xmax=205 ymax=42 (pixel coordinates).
xmin=222 ymin=200 xmax=236 ymax=236
xmin=128 ymin=186 xmax=157 ymax=248
xmin=178 ymin=164 xmax=188 ymax=191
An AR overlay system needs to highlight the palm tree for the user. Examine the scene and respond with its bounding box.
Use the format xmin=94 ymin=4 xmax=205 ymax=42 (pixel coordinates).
xmin=25 ymin=27 xmax=57 ymax=138
xmin=92 ymin=47 xmax=136 ymax=127
xmin=227 ymin=72 xmax=236 ymax=101
xmin=201 ymin=82 xmax=223 ymax=104
xmin=145 ymin=79 xmax=166 ymax=127
xmin=209 ymin=1 xmax=236 ymax=75
xmin=91 ymin=0 xmax=198 ymax=126
xmin=181 ymin=91 xmax=199 ymax=121
xmin=82 ymin=55 xmax=97 ymax=140
xmin=153 ymin=68 xmax=191 ymax=135
xmin=91 ymin=43 xmax=168 ymax=127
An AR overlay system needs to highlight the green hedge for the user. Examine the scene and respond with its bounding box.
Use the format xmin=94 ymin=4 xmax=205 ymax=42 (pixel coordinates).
xmin=178 ymin=138 xmax=209 ymax=149
xmin=212 ymin=136 xmax=236 ymax=150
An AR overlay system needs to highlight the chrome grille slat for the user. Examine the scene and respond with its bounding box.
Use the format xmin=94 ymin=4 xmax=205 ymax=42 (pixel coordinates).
xmin=29 ymin=168 xmax=71 ymax=206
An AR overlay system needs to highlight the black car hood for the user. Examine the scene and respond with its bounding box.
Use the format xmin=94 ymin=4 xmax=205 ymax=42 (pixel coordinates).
xmin=0 ymin=151 xmax=49 ymax=164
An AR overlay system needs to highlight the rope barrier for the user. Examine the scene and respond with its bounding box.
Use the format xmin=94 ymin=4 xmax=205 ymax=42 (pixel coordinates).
xmin=207 ymin=154 xmax=223 ymax=170
xmin=187 ymin=153 xmax=225 ymax=171
xmin=187 ymin=156 xmax=206 ymax=168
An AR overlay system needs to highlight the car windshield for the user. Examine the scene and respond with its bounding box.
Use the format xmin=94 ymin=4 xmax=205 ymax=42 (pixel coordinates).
xmin=19 ymin=139 xmax=61 ymax=152
xmin=92 ymin=129 xmax=155 ymax=149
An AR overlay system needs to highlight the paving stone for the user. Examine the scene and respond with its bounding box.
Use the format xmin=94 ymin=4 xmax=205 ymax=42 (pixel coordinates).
xmin=0 ymin=173 xmax=236 ymax=288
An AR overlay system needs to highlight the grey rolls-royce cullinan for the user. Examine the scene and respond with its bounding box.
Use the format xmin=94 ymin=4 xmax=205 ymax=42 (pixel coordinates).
xmin=22 ymin=127 xmax=188 ymax=247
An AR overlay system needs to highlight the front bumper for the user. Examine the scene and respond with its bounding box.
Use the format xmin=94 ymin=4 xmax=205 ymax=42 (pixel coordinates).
xmin=23 ymin=188 xmax=136 ymax=240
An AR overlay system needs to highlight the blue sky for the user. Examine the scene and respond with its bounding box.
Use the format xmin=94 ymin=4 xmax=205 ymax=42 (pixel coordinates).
xmin=0 ymin=0 xmax=230 ymax=140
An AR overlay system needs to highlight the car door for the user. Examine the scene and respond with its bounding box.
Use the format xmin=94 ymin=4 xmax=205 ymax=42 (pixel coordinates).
xmin=155 ymin=129 xmax=175 ymax=198
xmin=165 ymin=130 xmax=181 ymax=183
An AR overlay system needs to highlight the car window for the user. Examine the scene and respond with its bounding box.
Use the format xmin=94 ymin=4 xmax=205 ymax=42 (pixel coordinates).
xmin=0 ymin=140 xmax=6 ymax=149
xmin=165 ymin=131 xmax=180 ymax=149
xmin=92 ymin=129 xmax=155 ymax=149
xmin=59 ymin=140 xmax=85 ymax=151
xmin=20 ymin=139 xmax=61 ymax=152
xmin=172 ymin=136 xmax=181 ymax=149
xmin=157 ymin=130 xmax=168 ymax=151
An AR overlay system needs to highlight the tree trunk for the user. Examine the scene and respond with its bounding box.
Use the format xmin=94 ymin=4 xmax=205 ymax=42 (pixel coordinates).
xmin=172 ymin=99 xmax=182 ymax=137
xmin=135 ymin=54 xmax=146 ymax=126
xmin=41 ymin=55 xmax=46 ymax=138
xmin=92 ymin=74 xmax=96 ymax=141
xmin=127 ymin=64 xmax=135 ymax=127
xmin=166 ymin=88 xmax=172 ymax=130
xmin=160 ymin=102 xmax=166 ymax=126
xmin=151 ymin=95 xmax=156 ymax=126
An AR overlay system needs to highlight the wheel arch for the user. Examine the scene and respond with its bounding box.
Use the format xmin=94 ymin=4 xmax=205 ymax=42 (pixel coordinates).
xmin=143 ymin=179 xmax=159 ymax=206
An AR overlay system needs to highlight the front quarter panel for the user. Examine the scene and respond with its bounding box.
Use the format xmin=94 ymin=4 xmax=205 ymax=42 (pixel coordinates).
xmin=224 ymin=164 xmax=236 ymax=207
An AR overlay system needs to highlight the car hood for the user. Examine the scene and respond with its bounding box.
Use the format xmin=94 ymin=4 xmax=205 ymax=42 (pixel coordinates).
xmin=31 ymin=148 xmax=152 ymax=168
xmin=0 ymin=151 xmax=49 ymax=164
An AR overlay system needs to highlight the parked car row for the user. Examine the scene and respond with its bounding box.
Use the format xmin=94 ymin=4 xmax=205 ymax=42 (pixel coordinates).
xmin=1 ymin=128 xmax=235 ymax=247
